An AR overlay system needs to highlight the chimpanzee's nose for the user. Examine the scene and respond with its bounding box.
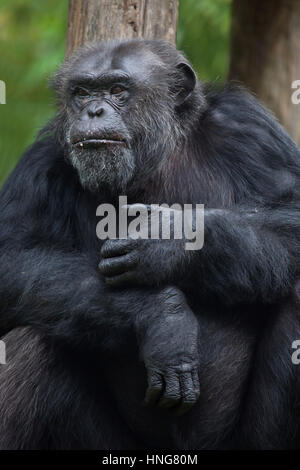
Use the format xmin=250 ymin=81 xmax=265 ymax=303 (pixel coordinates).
xmin=87 ymin=104 xmax=104 ymax=118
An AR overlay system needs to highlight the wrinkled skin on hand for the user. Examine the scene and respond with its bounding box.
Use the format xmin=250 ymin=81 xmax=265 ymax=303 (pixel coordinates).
xmin=136 ymin=287 xmax=200 ymax=415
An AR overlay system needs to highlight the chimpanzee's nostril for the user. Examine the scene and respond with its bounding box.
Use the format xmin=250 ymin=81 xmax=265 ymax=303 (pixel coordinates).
xmin=88 ymin=106 xmax=104 ymax=118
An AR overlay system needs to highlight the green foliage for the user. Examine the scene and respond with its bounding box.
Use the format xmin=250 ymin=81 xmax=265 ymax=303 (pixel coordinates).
xmin=0 ymin=0 xmax=68 ymax=184
xmin=177 ymin=0 xmax=231 ymax=81
xmin=0 ymin=0 xmax=231 ymax=185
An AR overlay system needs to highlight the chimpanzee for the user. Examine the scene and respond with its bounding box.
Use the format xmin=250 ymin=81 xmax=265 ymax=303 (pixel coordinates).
xmin=1 ymin=39 xmax=300 ymax=450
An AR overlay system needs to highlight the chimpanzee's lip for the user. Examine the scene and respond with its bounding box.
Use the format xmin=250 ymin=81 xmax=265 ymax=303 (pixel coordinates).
xmin=72 ymin=138 xmax=127 ymax=148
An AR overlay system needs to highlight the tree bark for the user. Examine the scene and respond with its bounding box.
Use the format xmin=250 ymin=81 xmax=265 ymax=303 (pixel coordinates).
xmin=229 ymin=0 xmax=300 ymax=142
xmin=66 ymin=0 xmax=178 ymax=56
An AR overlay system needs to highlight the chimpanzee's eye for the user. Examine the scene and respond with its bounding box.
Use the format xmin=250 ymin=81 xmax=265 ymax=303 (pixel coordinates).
xmin=110 ymin=85 xmax=125 ymax=95
xmin=74 ymin=87 xmax=90 ymax=98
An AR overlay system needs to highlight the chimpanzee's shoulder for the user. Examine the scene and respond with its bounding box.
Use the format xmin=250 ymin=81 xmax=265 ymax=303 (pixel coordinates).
xmin=201 ymin=82 xmax=300 ymax=166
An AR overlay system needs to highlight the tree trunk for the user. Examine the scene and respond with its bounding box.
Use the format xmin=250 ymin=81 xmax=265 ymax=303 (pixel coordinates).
xmin=66 ymin=0 xmax=178 ymax=56
xmin=229 ymin=0 xmax=300 ymax=143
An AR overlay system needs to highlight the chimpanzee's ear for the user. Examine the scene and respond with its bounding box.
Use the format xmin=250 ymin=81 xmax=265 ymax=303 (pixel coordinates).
xmin=174 ymin=62 xmax=197 ymax=106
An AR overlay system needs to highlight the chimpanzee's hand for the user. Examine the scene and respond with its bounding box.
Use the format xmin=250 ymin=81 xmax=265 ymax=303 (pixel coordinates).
xmin=99 ymin=237 xmax=184 ymax=287
xmin=138 ymin=287 xmax=200 ymax=415
xmin=98 ymin=204 xmax=203 ymax=287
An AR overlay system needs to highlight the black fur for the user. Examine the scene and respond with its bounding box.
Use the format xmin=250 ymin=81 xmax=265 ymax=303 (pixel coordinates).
xmin=1 ymin=39 xmax=300 ymax=449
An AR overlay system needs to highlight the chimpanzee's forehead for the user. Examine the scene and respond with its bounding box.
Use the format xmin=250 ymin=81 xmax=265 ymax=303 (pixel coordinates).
xmin=74 ymin=45 xmax=164 ymax=81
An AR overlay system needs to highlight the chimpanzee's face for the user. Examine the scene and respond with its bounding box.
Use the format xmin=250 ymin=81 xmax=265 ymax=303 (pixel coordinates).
xmin=56 ymin=41 xmax=197 ymax=193
xmin=63 ymin=45 xmax=163 ymax=192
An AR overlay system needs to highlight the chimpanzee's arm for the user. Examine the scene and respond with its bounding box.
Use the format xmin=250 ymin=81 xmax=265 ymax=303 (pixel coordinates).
xmin=108 ymin=285 xmax=200 ymax=414
xmin=0 ymin=140 xmax=114 ymax=343
xmin=0 ymin=244 xmax=200 ymax=413
xmin=187 ymin=204 xmax=300 ymax=304
xmin=99 ymin=87 xmax=300 ymax=305
xmin=0 ymin=246 xmax=108 ymax=341
xmin=99 ymin=202 xmax=300 ymax=305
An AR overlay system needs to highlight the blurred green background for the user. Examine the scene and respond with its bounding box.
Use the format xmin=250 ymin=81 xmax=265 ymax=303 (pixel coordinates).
xmin=0 ymin=0 xmax=231 ymax=185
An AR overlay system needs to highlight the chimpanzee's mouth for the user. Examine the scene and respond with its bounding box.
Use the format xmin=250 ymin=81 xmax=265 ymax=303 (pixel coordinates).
xmin=72 ymin=137 xmax=127 ymax=149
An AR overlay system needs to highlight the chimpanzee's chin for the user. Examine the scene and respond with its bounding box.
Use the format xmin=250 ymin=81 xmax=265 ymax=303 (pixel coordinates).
xmin=69 ymin=147 xmax=135 ymax=193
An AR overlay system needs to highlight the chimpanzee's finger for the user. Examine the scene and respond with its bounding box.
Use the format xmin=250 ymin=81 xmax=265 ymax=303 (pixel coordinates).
xmin=101 ymin=239 xmax=136 ymax=258
xmin=175 ymin=372 xmax=199 ymax=416
xmin=144 ymin=370 xmax=164 ymax=406
xmin=192 ymin=369 xmax=200 ymax=399
xmin=99 ymin=252 xmax=137 ymax=276
xmin=157 ymin=372 xmax=181 ymax=409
